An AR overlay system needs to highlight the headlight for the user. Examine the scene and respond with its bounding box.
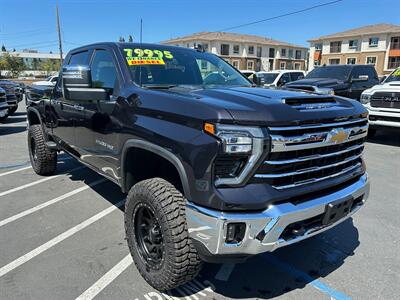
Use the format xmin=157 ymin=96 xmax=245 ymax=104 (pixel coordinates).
xmin=204 ymin=123 xmax=266 ymax=186
xmin=315 ymin=87 xmax=335 ymax=95
xmin=360 ymin=94 xmax=371 ymax=104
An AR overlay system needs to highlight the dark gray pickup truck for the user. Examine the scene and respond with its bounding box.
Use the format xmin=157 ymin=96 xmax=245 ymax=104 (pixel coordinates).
xmin=26 ymin=42 xmax=370 ymax=291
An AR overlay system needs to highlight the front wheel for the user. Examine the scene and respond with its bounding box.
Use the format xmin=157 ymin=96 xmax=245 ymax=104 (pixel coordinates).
xmin=8 ymin=104 xmax=18 ymax=115
xmin=125 ymin=178 xmax=202 ymax=291
xmin=0 ymin=110 xmax=9 ymax=122
xmin=28 ymin=125 xmax=57 ymax=175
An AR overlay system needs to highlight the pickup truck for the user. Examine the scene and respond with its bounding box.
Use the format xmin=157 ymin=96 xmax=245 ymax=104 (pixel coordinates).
xmin=285 ymin=64 xmax=379 ymax=100
xmin=0 ymin=87 xmax=9 ymax=121
xmin=26 ymin=42 xmax=370 ymax=291
xmin=361 ymin=67 xmax=400 ymax=137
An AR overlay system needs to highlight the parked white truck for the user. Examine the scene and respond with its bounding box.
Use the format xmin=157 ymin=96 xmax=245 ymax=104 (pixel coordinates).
xmin=361 ymin=67 xmax=400 ymax=137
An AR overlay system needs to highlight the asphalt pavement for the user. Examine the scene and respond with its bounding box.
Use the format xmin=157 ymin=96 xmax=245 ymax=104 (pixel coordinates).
xmin=0 ymin=105 xmax=399 ymax=300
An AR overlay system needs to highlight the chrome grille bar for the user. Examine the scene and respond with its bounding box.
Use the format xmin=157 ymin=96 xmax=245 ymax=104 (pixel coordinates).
xmin=255 ymin=153 xmax=362 ymax=178
xmin=264 ymin=143 xmax=364 ymax=165
xmin=268 ymin=117 xmax=368 ymax=131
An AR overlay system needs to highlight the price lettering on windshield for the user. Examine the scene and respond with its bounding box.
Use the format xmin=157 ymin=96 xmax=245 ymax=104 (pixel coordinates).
xmin=124 ymin=48 xmax=174 ymax=65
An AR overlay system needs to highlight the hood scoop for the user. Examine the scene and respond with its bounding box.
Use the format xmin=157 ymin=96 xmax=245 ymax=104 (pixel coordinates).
xmin=283 ymin=97 xmax=339 ymax=110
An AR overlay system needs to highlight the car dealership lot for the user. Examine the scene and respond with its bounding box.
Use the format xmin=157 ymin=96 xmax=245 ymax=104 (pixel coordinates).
xmin=0 ymin=106 xmax=399 ymax=300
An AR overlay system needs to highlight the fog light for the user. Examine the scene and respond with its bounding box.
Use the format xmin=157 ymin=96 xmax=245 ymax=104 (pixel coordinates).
xmin=226 ymin=223 xmax=246 ymax=244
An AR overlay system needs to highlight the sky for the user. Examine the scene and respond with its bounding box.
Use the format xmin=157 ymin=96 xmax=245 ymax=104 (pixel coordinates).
xmin=0 ymin=0 xmax=399 ymax=54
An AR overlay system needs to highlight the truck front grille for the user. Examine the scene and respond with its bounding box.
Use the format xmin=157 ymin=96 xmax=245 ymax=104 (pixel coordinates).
xmin=371 ymin=92 xmax=400 ymax=109
xmin=252 ymin=117 xmax=368 ymax=189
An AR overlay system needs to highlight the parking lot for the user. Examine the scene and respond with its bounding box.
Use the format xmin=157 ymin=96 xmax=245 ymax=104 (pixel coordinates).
xmin=0 ymin=105 xmax=399 ymax=300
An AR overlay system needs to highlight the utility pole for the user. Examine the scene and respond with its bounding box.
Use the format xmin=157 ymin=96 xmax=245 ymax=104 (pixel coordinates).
xmin=140 ymin=18 xmax=143 ymax=43
xmin=56 ymin=0 xmax=63 ymax=64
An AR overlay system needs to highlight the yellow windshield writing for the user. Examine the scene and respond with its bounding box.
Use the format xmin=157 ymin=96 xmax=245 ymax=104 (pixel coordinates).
xmin=124 ymin=48 xmax=174 ymax=65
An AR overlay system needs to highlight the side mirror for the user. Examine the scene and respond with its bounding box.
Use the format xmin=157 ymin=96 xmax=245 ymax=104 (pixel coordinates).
xmin=351 ymin=75 xmax=369 ymax=82
xmin=62 ymin=65 xmax=109 ymax=101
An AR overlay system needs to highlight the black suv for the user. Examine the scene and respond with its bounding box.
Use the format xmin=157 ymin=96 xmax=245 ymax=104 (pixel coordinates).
xmin=285 ymin=64 xmax=379 ymax=100
xmin=26 ymin=43 xmax=370 ymax=291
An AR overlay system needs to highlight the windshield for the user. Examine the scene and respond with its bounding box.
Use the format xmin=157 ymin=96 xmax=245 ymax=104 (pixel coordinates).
xmin=122 ymin=46 xmax=251 ymax=88
xmin=384 ymin=68 xmax=400 ymax=83
xmin=306 ymin=66 xmax=352 ymax=81
xmin=259 ymin=73 xmax=279 ymax=84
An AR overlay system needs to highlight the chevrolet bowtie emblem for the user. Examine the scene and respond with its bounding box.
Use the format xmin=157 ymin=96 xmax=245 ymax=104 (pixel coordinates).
xmin=326 ymin=128 xmax=350 ymax=144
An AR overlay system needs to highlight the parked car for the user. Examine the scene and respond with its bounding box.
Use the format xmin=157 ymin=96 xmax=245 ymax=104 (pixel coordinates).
xmin=0 ymin=80 xmax=19 ymax=114
xmin=360 ymin=67 xmax=400 ymax=137
xmin=0 ymin=87 xmax=9 ymax=121
xmin=26 ymin=42 xmax=370 ymax=291
xmin=256 ymin=70 xmax=305 ymax=87
xmin=239 ymin=69 xmax=256 ymax=78
xmin=32 ymin=75 xmax=59 ymax=86
xmin=285 ymin=64 xmax=379 ymax=100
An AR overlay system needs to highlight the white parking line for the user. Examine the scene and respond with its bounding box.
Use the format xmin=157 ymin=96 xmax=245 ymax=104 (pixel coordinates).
xmin=0 ymin=178 xmax=107 ymax=228
xmin=0 ymin=200 xmax=125 ymax=278
xmin=75 ymin=254 xmax=133 ymax=300
xmin=0 ymin=166 xmax=84 ymax=197
xmin=214 ymin=263 xmax=236 ymax=281
xmin=0 ymin=156 xmax=72 ymax=177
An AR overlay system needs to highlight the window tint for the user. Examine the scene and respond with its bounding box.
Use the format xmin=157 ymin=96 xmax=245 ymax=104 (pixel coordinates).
xmin=290 ymin=72 xmax=303 ymax=81
xmin=279 ymin=73 xmax=290 ymax=85
xmin=91 ymin=50 xmax=117 ymax=89
xmin=351 ymin=66 xmax=377 ymax=80
xmin=68 ymin=51 xmax=89 ymax=65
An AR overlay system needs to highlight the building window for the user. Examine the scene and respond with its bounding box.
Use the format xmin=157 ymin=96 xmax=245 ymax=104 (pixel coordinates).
xmin=315 ymin=43 xmax=322 ymax=51
xmin=330 ymin=41 xmax=342 ymax=53
xmin=221 ymin=44 xmax=230 ymax=55
xmin=232 ymin=60 xmax=240 ymax=69
xmin=281 ymin=48 xmax=287 ymax=57
xmin=347 ymin=57 xmax=356 ymax=64
xmin=257 ymin=46 xmax=262 ymax=57
xmin=269 ymin=48 xmax=275 ymax=58
xmin=199 ymin=43 xmax=209 ymax=52
xmin=366 ymin=56 xmax=377 ymax=65
xmin=294 ymin=63 xmax=301 ymax=70
xmin=295 ymin=50 xmax=302 ymax=59
xmin=349 ymin=40 xmax=358 ymax=49
xmin=288 ymin=49 xmax=294 ymax=58
xmin=233 ymin=45 xmax=240 ymax=54
xmin=329 ymin=58 xmax=340 ymax=65
xmin=248 ymin=46 xmax=254 ymax=55
xmin=247 ymin=60 xmax=254 ymax=70
xmin=388 ymin=56 xmax=400 ymax=69
xmin=369 ymin=37 xmax=379 ymax=47
xmin=390 ymin=36 xmax=400 ymax=49
xmin=280 ymin=62 xmax=286 ymax=70
xmin=200 ymin=60 xmax=208 ymax=70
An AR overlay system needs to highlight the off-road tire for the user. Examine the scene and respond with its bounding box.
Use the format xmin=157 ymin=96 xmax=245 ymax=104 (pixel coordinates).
xmin=125 ymin=178 xmax=202 ymax=291
xmin=8 ymin=104 xmax=18 ymax=115
xmin=28 ymin=125 xmax=57 ymax=175
xmin=367 ymin=128 xmax=377 ymax=138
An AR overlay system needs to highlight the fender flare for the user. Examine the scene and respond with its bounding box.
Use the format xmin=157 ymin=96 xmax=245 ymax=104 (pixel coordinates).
xmin=120 ymin=139 xmax=191 ymax=200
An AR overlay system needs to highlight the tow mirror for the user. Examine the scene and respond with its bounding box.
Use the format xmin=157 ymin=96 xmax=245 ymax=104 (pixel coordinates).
xmin=62 ymin=65 xmax=109 ymax=101
xmin=351 ymin=75 xmax=369 ymax=82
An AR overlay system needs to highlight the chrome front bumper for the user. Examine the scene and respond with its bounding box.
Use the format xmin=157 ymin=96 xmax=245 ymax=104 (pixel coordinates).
xmin=367 ymin=106 xmax=400 ymax=128
xmin=186 ymin=174 xmax=369 ymax=256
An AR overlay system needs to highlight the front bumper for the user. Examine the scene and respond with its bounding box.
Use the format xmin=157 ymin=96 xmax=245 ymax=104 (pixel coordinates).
xmin=367 ymin=106 xmax=400 ymax=128
xmin=186 ymin=173 xmax=369 ymax=256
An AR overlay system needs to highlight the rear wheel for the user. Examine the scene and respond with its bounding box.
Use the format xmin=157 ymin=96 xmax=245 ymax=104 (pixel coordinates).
xmin=28 ymin=125 xmax=57 ymax=175
xmin=125 ymin=178 xmax=202 ymax=291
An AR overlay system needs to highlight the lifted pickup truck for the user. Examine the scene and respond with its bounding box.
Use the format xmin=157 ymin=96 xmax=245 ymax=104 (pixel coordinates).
xmin=361 ymin=67 xmax=400 ymax=136
xmin=26 ymin=42 xmax=370 ymax=291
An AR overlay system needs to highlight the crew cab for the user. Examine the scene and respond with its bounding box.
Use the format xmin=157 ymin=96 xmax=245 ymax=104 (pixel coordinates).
xmin=360 ymin=67 xmax=400 ymax=136
xmin=285 ymin=64 xmax=379 ymax=100
xmin=26 ymin=42 xmax=370 ymax=291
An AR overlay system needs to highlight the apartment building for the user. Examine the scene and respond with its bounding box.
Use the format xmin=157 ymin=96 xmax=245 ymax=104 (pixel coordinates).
xmin=308 ymin=23 xmax=400 ymax=75
xmin=162 ymin=32 xmax=308 ymax=72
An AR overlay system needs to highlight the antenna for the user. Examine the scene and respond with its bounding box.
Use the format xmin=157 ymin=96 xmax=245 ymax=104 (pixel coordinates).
xmin=56 ymin=0 xmax=63 ymax=64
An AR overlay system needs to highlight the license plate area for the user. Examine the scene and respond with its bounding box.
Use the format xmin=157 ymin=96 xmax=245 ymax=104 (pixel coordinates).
xmin=322 ymin=197 xmax=354 ymax=226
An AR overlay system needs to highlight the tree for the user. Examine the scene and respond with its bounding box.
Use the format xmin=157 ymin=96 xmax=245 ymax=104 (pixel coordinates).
xmin=0 ymin=52 xmax=25 ymax=77
xmin=38 ymin=59 xmax=61 ymax=75
xmin=1 ymin=45 xmax=6 ymax=52
xmin=118 ymin=36 xmax=125 ymax=42
xmin=12 ymin=48 xmax=16 ymax=52
xmin=128 ymin=35 xmax=133 ymax=42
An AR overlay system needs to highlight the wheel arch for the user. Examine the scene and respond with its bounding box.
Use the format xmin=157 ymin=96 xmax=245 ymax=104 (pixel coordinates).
xmin=120 ymin=139 xmax=191 ymax=200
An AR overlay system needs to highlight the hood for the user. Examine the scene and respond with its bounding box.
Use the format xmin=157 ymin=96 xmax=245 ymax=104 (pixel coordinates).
xmin=286 ymin=78 xmax=349 ymax=89
xmin=362 ymin=81 xmax=400 ymax=95
xmin=137 ymin=86 xmax=367 ymax=127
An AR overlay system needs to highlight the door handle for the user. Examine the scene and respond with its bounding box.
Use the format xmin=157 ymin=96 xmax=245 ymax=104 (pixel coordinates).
xmin=73 ymin=104 xmax=84 ymax=111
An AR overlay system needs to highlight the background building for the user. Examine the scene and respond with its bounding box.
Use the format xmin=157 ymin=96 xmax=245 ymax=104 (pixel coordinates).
xmin=308 ymin=23 xmax=400 ymax=75
xmin=162 ymin=32 xmax=308 ymax=72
